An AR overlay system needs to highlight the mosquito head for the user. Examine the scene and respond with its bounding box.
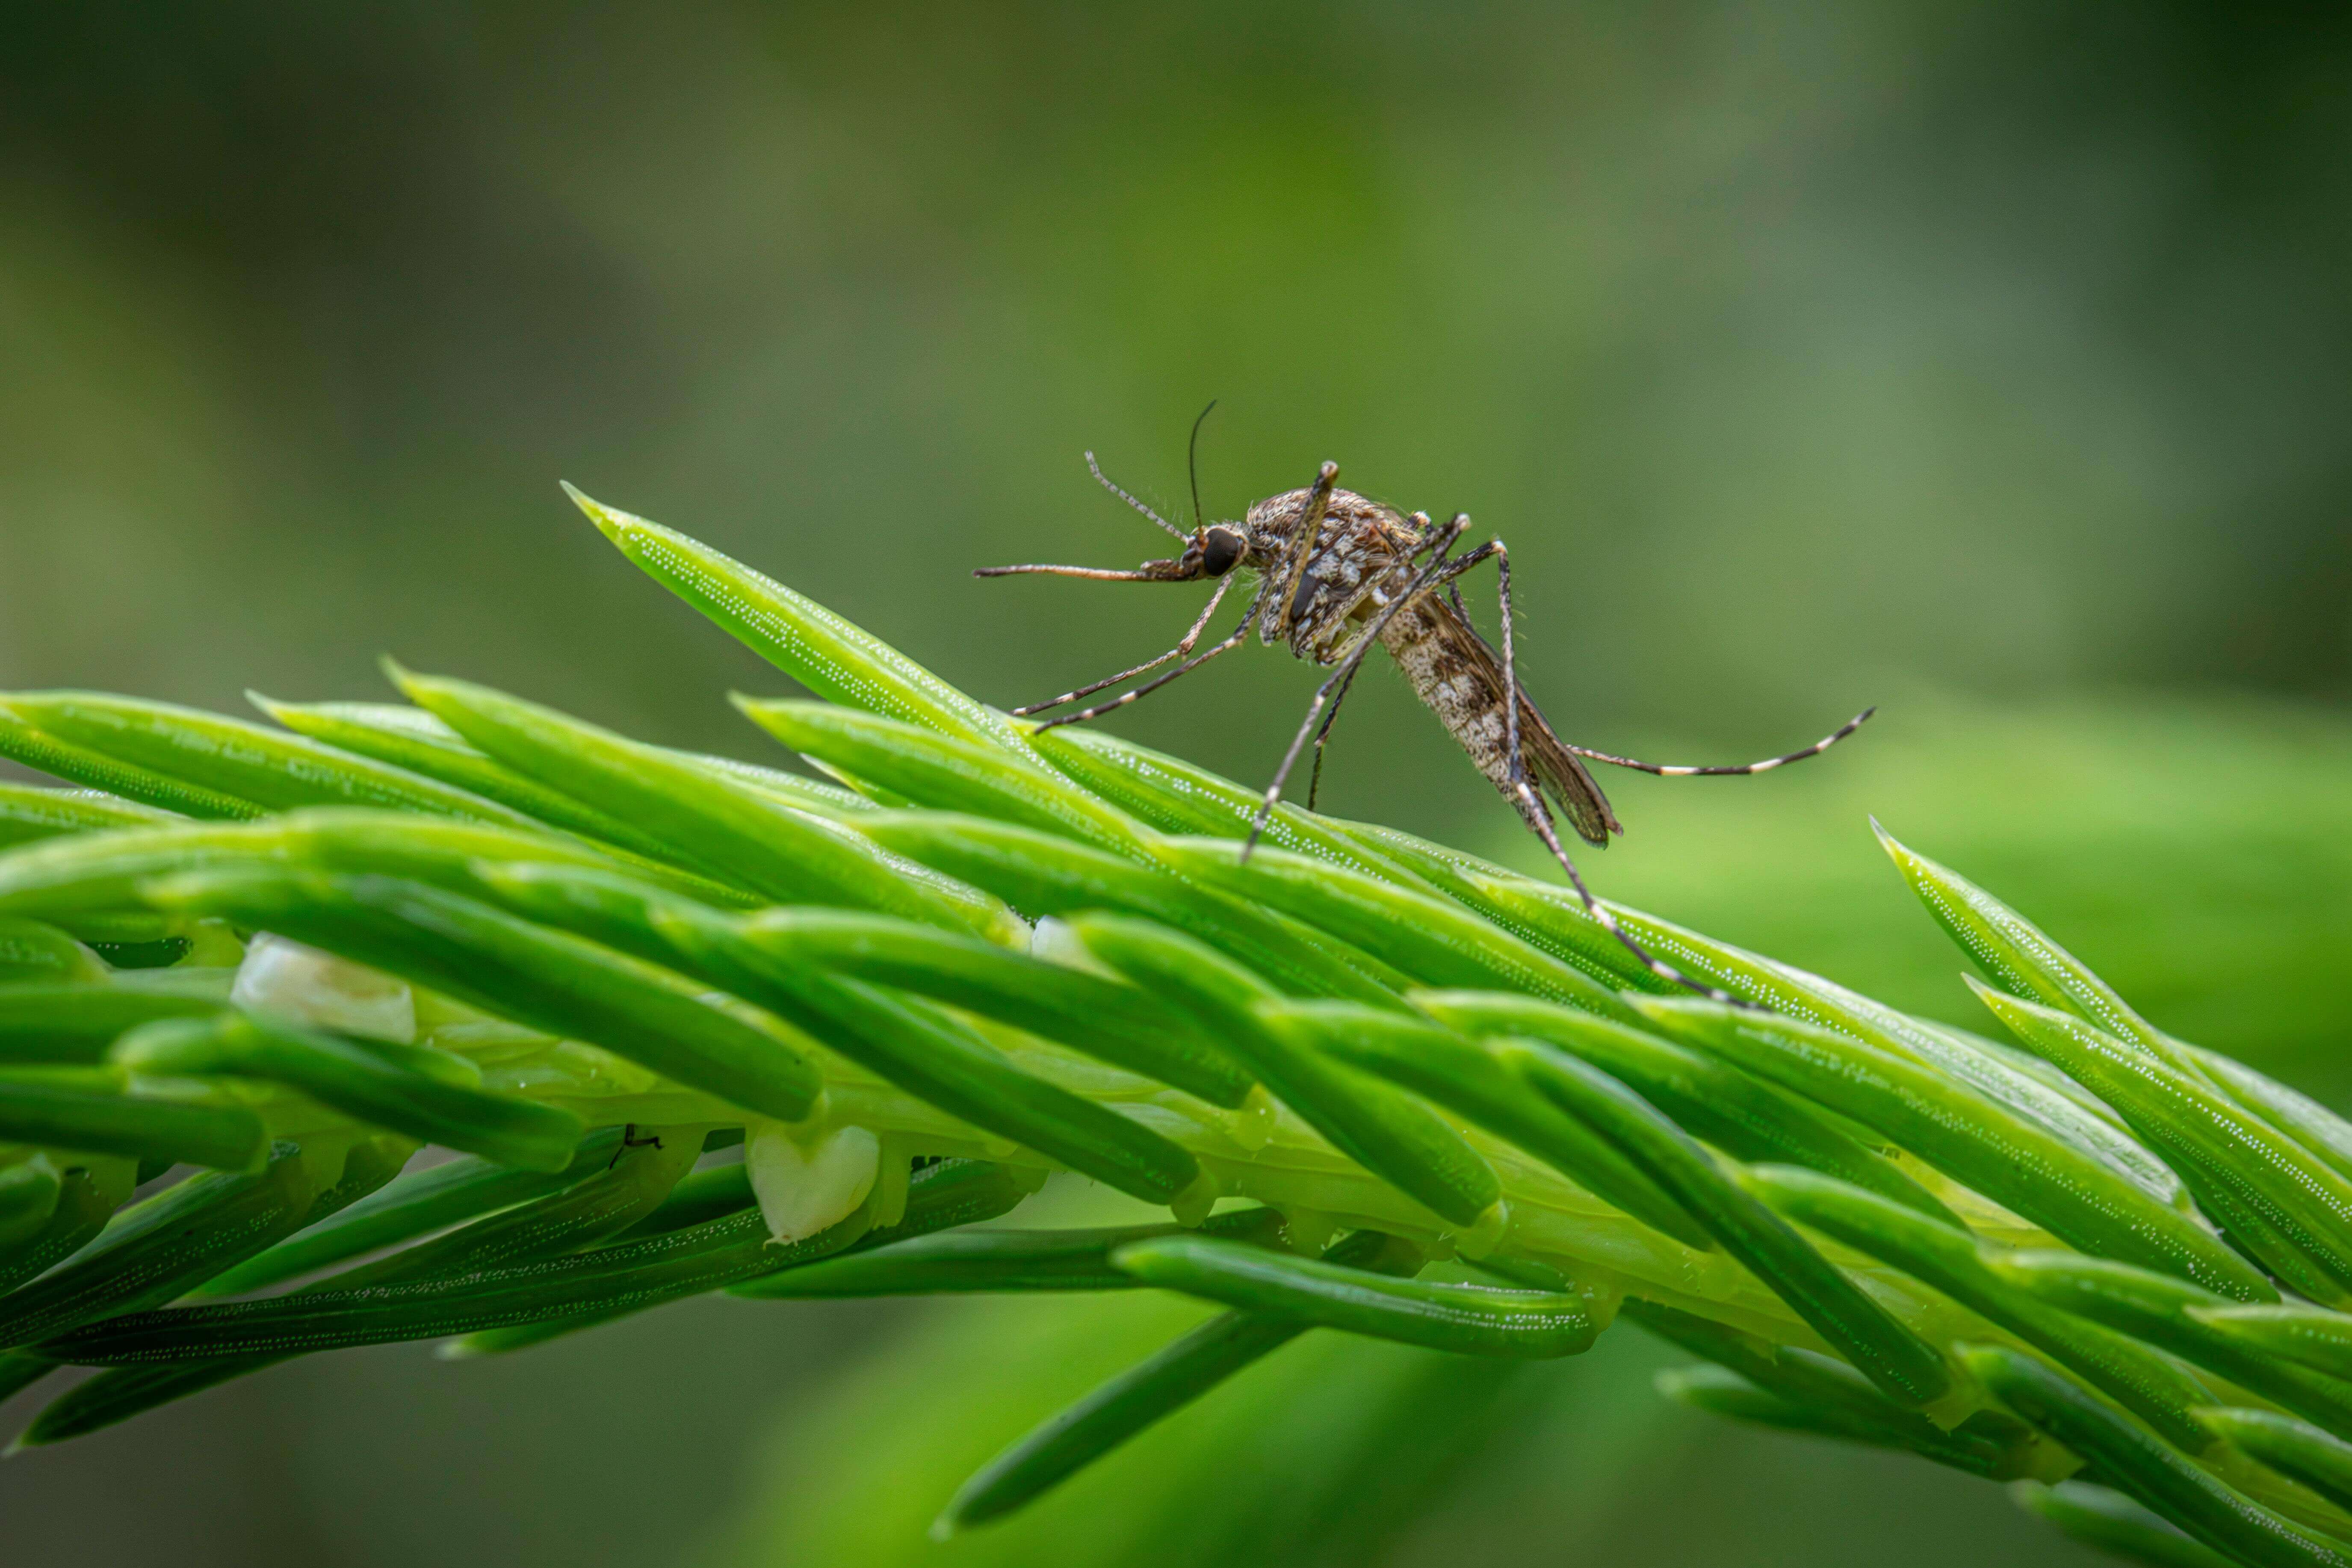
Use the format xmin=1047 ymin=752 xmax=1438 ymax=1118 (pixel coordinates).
xmin=1199 ymin=524 xmax=1248 ymax=577
xmin=975 ymin=436 xmax=1252 ymax=584
xmin=1150 ymin=521 xmax=1250 ymax=580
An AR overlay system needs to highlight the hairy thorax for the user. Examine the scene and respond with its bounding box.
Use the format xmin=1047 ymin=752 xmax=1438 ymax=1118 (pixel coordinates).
xmin=1242 ymin=487 xmax=1424 ymax=661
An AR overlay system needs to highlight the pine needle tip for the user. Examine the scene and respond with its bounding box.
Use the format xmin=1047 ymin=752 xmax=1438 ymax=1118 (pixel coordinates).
xmin=561 ymin=481 xmax=630 ymax=546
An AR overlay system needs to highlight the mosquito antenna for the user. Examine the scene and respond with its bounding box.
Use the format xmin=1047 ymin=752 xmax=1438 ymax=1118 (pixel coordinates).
xmin=1085 ymin=451 xmax=1186 ymax=542
xmin=1187 ymin=399 xmax=1218 ymax=531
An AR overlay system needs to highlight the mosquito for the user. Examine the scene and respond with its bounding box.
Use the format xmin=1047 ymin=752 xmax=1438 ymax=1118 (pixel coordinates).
xmin=976 ymin=413 xmax=1873 ymax=1003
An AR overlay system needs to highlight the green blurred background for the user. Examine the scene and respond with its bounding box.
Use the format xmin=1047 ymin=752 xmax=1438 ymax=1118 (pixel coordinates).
xmin=4 ymin=2 xmax=2350 ymax=1563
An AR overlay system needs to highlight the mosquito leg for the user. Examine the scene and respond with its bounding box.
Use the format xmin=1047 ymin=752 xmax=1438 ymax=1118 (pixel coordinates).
xmin=1561 ymin=708 xmax=1879 ymax=776
xmin=1485 ymin=541 xmax=1758 ymax=1008
xmin=607 ymin=1123 xmax=665 ymax=1170
xmin=1303 ymin=659 xmax=1366 ymax=812
xmin=1510 ymin=784 xmax=1752 ymax=1006
xmin=1244 ymin=517 xmax=1471 ymax=855
xmin=1031 ymin=585 xmax=1268 ymax=732
xmin=1272 ymin=462 xmax=1340 ymax=639
xmin=1013 ymin=575 xmax=1237 ymax=715
xmin=1030 ymin=623 xmax=1247 ymax=730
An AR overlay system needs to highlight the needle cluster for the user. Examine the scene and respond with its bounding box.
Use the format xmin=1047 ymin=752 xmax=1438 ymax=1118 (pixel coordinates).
xmin=0 ymin=490 xmax=2345 ymax=1567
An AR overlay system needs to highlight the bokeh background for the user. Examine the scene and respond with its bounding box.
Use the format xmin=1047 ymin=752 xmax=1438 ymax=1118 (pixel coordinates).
xmin=5 ymin=2 xmax=2351 ymax=1564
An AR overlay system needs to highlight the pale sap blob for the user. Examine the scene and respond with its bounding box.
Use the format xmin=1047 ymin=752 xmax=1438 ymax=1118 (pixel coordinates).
xmin=746 ymin=1120 xmax=881 ymax=1244
xmin=230 ymin=933 xmax=417 ymax=1044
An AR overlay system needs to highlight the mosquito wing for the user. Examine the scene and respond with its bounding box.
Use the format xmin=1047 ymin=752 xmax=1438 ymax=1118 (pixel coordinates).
xmin=1515 ymin=691 xmax=1621 ymax=848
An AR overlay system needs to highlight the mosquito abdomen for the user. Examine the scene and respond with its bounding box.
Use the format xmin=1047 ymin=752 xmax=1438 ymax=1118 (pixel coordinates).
xmin=1379 ymin=598 xmax=1515 ymax=797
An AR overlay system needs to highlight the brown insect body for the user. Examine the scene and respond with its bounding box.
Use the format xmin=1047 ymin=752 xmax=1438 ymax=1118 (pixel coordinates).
xmin=1238 ymin=484 xmax=1620 ymax=848
xmin=979 ymin=447 xmax=1871 ymax=1004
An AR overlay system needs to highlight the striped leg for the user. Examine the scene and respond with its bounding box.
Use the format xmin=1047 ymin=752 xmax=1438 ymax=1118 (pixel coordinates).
xmin=1303 ymin=659 xmax=1365 ymax=812
xmin=1030 ymin=583 xmax=1268 ymax=732
xmin=1487 ymin=543 xmax=1760 ymax=1009
xmin=1271 ymin=462 xmax=1340 ymax=638
xmin=1564 ymin=709 xmax=1876 ymax=776
xmin=1014 ymin=574 xmax=1238 ymax=716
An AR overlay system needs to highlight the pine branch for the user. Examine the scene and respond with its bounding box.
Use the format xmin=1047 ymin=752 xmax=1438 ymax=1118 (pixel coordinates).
xmin=0 ymin=489 xmax=2344 ymax=1566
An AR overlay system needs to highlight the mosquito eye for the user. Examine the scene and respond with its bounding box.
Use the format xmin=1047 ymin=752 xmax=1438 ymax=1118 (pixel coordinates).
xmin=1202 ymin=528 xmax=1246 ymax=576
